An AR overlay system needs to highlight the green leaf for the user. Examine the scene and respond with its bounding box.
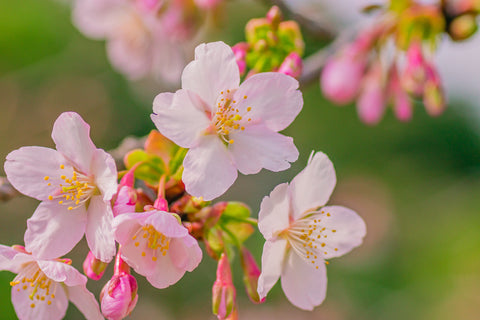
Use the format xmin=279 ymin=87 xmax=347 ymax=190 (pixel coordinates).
xmin=124 ymin=149 xmax=165 ymax=186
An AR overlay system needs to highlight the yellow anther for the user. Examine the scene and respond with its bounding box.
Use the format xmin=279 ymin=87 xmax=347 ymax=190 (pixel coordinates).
xmin=229 ymin=139 xmax=234 ymax=144
xmin=44 ymin=176 xmax=49 ymax=181
xmin=48 ymin=196 xmax=53 ymax=200
xmin=59 ymin=201 xmax=63 ymax=204
xmin=244 ymin=95 xmax=247 ymax=99
xmin=332 ymin=230 xmax=336 ymax=233
xmin=47 ymin=301 xmax=52 ymax=305
xmin=60 ymin=175 xmax=66 ymax=180
xmin=51 ymin=294 xmax=55 ymax=298
xmin=31 ymin=303 xmax=35 ymax=308
xmin=67 ymin=207 xmax=73 ymax=210
xmin=152 ymin=256 xmax=157 ymax=261
xmin=135 ymin=242 xmax=139 ymax=247
xmin=60 ymin=164 xmax=65 ymax=169
xmin=325 ymin=261 xmax=330 ymax=265
xmin=141 ymin=252 xmax=146 ymax=257
xmin=247 ymin=107 xmax=252 ymax=111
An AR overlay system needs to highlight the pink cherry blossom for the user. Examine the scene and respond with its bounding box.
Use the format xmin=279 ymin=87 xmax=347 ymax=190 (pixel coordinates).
xmin=257 ymin=152 xmax=366 ymax=310
xmin=72 ymin=0 xmax=187 ymax=82
xmin=151 ymin=41 xmax=303 ymax=200
xmin=113 ymin=210 xmax=202 ymax=288
xmin=100 ymin=273 xmax=138 ymax=320
xmin=0 ymin=245 xmax=103 ymax=320
xmin=4 ymin=112 xmax=117 ymax=262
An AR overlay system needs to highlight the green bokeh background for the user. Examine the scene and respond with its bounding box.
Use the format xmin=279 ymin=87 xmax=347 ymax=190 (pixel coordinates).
xmin=1 ymin=0 xmax=480 ymax=319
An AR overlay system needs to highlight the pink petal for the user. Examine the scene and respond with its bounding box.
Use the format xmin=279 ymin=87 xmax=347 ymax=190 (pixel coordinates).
xmin=24 ymin=202 xmax=87 ymax=260
xmin=67 ymin=285 xmax=104 ymax=320
xmin=182 ymin=135 xmax=237 ymax=201
xmin=233 ymin=72 xmax=303 ymax=131
xmin=4 ymin=147 xmax=72 ymax=201
xmin=151 ymin=90 xmax=210 ymax=148
xmin=0 ymin=246 xmax=32 ymax=273
xmin=51 ymin=112 xmax=97 ymax=174
xmin=37 ymin=260 xmax=87 ymax=287
xmin=146 ymin=211 xmax=188 ymax=238
xmin=169 ymin=236 xmax=202 ymax=272
xmin=257 ymin=239 xmax=288 ymax=300
xmin=85 ymin=195 xmax=116 ymax=263
xmin=229 ymin=124 xmax=298 ymax=175
xmin=12 ymin=279 xmax=68 ymax=320
xmin=318 ymin=206 xmax=366 ymax=259
xmin=280 ymin=250 xmax=327 ymax=310
xmin=146 ymin=249 xmax=185 ymax=289
xmin=72 ymin=0 xmax=124 ymax=39
xmin=289 ymin=152 xmax=336 ymax=219
xmin=258 ymin=183 xmax=291 ymax=240
xmin=113 ymin=212 xmax=153 ymax=244
xmin=151 ymin=34 xmax=185 ymax=84
xmin=181 ymin=42 xmax=240 ymax=107
xmin=91 ymin=149 xmax=118 ymax=201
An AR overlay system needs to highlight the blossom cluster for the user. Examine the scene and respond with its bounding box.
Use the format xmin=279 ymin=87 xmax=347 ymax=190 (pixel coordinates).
xmin=1 ymin=40 xmax=366 ymax=319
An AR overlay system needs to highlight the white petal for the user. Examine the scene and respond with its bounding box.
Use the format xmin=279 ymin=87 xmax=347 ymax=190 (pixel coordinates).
xmin=151 ymin=90 xmax=210 ymax=148
xmin=12 ymin=280 xmax=68 ymax=320
xmin=318 ymin=206 xmax=367 ymax=259
xmin=85 ymin=196 xmax=116 ymax=263
xmin=181 ymin=41 xmax=240 ymax=107
xmin=72 ymin=0 xmax=124 ymax=39
xmin=233 ymin=72 xmax=303 ymax=131
xmin=257 ymin=239 xmax=288 ymax=300
xmin=113 ymin=212 xmax=153 ymax=245
xmin=37 ymin=260 xmax=87 ymax=287
xmin=51 ymin=112 xmax=97 ymax=174
xmin=230 ymin=124 xmax=298 ymax=175
xmin=290 ymin=152 xmax=336 ymax=219
xmin=182 ymin=135 xmax=237 ymax=201
xmin=146 ymin=247 xmax=185 ymax=289
xmin=67 ymin=285 xmax=104 ymax=320
xmin=0 ymin=246 xmax=32 ymax=273
xmin=258 ymin=183 xmax=291 ymax=240
xmin=24 ymin=202 xmax=87 ymax=260
xmin=91 ymin=149 xmax=118 ymax=201
xmin=4 ymin=147 xmax=73 ymax=201
xmin=280 ymin=249 xmax=327 ymax=310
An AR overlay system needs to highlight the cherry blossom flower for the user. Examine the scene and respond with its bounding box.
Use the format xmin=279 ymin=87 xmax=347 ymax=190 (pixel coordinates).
xmin=151 ymin=41 xmax=303 ymax=200
xmin=257 ymin=152 xmax=366 ymax=310
xmin=4 ymin=112 xmax=117 ymax=262
xmin=113 ymin=210 xmax=202 ymax=288
xmin=0 ymin=245 xmax=103 ymax=320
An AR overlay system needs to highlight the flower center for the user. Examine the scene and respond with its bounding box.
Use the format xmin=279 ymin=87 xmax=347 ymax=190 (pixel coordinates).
xmin=212 ymin=90 xmax=252 ymax=145
xmin=10 ymin=262 xmax=58 ymax=308
xmin=132 ymin=224 xmax=171 ymax=262
xmin=284 ymin=210 xmax=338 ymax=269
xmin=44 ymin=164 xmax=96 ymax=211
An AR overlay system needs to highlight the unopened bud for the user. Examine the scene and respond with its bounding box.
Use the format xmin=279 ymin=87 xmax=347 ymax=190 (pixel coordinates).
xmin=277 ymin=52 xmax=303 ymax=79
xmin=113 ymin=185 xmax=137 ymax=217
xmin=240 ymin=247 xmax=264 ymax=304
xmin=212 ymin=253 xmax=236 ymax=320
xmin=83 ymin=251 xmax=109 ymax=281
xmin=100 ymin=273 xmax=138 ymax=320
xmin=423 ymin=64 xmax=446 ymax=116
xmin=266 ymin=6 xmax=283 ymax=29
xmin=232 ymin=42 xmax=249 ymax=76
xmin=449 ymin=13 xmax=478 ymax=41
xmin=389 ymin=66 xmax=413 ymax=122
xmin=402 ymin=42 xmax=428 ymax=96
xmin=357 ymin=63 xmax=386 ymax=125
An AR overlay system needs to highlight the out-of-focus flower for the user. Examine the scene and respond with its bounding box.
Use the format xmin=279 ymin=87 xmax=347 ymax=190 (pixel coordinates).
xmin=240 ymin=247 xmax=264 ymax=304
xmin=257 ymin=152 xmax=366 ymax=310
xmin=151 ymin=41 xmax=302 ymax=200
xmin=72 ymin=0 xmax=202 ymax=82
xmin=100 ymin=252 xmax=138 ymax=320
xmin=0 ymin=245 xmax=103 ymax=320
xmin=423 ymin=63 xmax=446 ymax=116
xmin=356 ymin=63 xmax=386 ymax=125
xmin=83 ymin=251 xmax=109 ymax=281
xmin=277 ymin=52 xmax=303 ymax=78
xmin=212 ymin=253 xmax=236 ymax=320
xmin=4 ymin=112 xmax=117 ymax=262
xmin=194 ymin=0 xmax=223 ymax=9
xmin=113 ymin=209 xmax=202 ymax=288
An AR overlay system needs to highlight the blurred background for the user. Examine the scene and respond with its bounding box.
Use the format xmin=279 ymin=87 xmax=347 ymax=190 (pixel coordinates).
xmin=1 ymin=0 xmax=480 ymax=319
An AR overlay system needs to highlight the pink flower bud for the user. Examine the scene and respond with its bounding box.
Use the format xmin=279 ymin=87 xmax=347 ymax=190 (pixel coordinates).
xmin=100 ymin=273 xmax=138 ymax=320
xmin=194 ymin=0 xmax=223 ymax=9
xmin=277 ymin=52 xmax=303 ymax=79
xmin=240 ymin=247 xmax=265 ymax=304
xmin=113 ymin=186 xmax=137 ymax=217
xmin=212 ymin=253 xmax=236 ymax=320
xmin=389 ymin=66 xmax=413 ymax=122
xmin=357 ymin=64 xmax=386 ymax=125
xmin=153 ymin=197 xmax=169 ymax=211
xmin=423 ymin=63 xmax=446 ymax=116
xmin=321 ymin=49 xmax=366 ymax=105
xmin=266 ymin=6 xmax=283 ymax=29
xmin=232 ymin=42 xmax=249 ymax=76
xmin=83 ymin=251 xmax=109 ymax=281
xmin=402 ymin=42 xmax=428 ymax=96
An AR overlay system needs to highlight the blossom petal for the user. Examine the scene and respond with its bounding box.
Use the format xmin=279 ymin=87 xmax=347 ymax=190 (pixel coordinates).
xmin=37 ymin=260 xmax=87 ymax=287
xmin=91 ymin=149 xmax=118 ymax=201
xmin=146 ymin=211 xmax=188 ymax=238
xmin=72 ymin=0 xmax=124 ymax=39
xmin=4 ymin=147 xmax=73 ymax=201
xmin=233 ymin=72 xmax=303 ymax=131
xmin=257 ymin=239 xmax=288 ymax=300
xmin=258 ymin=183 xmax=291 ymax=240
xmin=85 ymin=195 xmax=116 ymax=263
xmin=106 ymin=34 xmax=152 ymax=80
xmin=52 ymin=112 xmax=97 ymax=174
xmin=318 ymin=206 xmax=367 ymax=259
xmin=280 ymin=250 xmax=327 ymax=310
xmin=230 ymin=124 xmax=298 ymax=175
xmin=146 ymin=249 xmax=185 ymax=289
xmin=182 ymin=41 xmax=240 ymax=107
xmin=24 ymin=202 xmax=87 ymax=260
xmin=169 ymin=235 xmax=202 ymax=272
xmin=0 ymin=246 xmax=32 ymax=273
xmin=290 ymin=152 xmax=336 ymax=219
xmin=67 ymin=285 xmax=104 ymax=320
xmin=12 ymin=280 xmax=68 ymax=320
xmin=151 ymin=90 xmax=210 ymax=148
xmin=182 ymin=135 xmax=237 ymax=201
xmin=113 ymin=212 xmax=153 ymax=245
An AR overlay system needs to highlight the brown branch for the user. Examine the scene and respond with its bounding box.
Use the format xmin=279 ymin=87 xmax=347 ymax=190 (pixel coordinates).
xmin=0 ymin=177 xmax=20 ymax=202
